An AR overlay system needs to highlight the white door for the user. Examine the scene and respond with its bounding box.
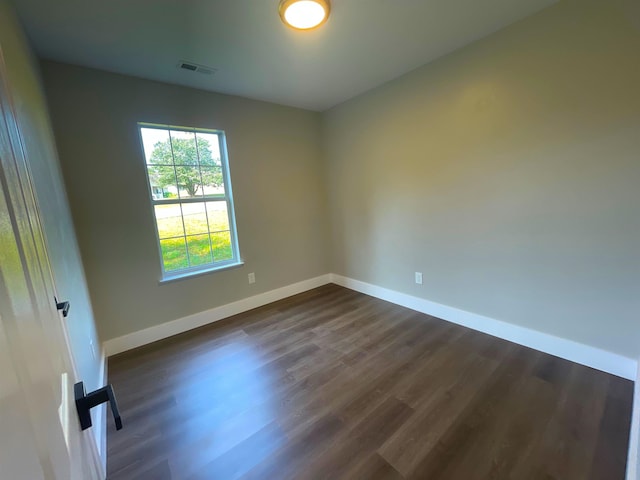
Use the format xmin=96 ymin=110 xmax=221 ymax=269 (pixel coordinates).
xmin=0 ymin=54 xmax=101 ymax=480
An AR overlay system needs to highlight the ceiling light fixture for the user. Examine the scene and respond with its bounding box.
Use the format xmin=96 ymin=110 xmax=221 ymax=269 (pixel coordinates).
xmin=279 ymin=0 xmax=330 ymax=31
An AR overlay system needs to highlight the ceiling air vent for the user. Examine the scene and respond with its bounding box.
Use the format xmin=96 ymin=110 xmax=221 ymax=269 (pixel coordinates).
xmin=177 ymin=61 xmax=216 ymax=75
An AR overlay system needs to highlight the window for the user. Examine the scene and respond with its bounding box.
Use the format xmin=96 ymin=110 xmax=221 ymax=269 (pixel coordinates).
xmin=139 ymin=124 xmax=241 ymax=280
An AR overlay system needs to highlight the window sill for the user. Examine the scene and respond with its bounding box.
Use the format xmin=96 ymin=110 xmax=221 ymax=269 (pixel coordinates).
xmin=159 ymin=260 xmax=244 ymax=284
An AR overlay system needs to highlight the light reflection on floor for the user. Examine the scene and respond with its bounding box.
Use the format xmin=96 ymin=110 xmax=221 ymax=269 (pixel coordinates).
xmin=167 ymin=341 xmax=285 ymax=477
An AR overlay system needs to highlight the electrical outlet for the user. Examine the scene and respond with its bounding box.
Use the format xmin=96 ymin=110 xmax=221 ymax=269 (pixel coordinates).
xmin=248 ymin=272 xmax=256 ymax=284
xmin=415 ymin=272 xmax=423 ymax=285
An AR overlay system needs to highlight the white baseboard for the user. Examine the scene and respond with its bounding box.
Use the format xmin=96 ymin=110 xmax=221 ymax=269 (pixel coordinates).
xmin=104 ymin=271 xmax=636 ymax=380
xmin=628 ymin=361 xmax=640 ymax=480
xmin=330 ymin=274 xmax=637 ymax=380
xmin=103 ymin=274 xmax=332 ymax=356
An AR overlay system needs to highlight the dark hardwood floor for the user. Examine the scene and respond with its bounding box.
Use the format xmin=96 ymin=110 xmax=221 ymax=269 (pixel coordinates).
xmin=107 ymin=284 xmax=633 ymax=479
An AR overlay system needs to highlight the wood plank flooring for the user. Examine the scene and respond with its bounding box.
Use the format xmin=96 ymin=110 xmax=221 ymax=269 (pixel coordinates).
xmin=107 ymin=284 xmax=633 ymax=479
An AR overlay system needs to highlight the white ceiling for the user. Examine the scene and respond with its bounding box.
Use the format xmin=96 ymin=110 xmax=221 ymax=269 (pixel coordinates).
xmin=12 ymin=0 xmax=557 ymax=111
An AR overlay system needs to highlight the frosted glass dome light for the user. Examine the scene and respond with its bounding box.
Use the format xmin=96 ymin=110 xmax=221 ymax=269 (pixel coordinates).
xmin=279 ymin=0 xmax=330 ymax=30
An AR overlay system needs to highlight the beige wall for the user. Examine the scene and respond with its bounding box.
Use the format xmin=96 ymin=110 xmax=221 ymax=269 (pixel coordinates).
xmin=323 ymin=0 xmax=640 ymax=358
xmin=41 ymin=62 xmax=330 ymax=341
xmin=0 ymin=2 xmax=103 ymax=395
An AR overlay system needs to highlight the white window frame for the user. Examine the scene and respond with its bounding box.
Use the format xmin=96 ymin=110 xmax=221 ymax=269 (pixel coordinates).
xmin=138 ymin=123 xmax=242 ymax=282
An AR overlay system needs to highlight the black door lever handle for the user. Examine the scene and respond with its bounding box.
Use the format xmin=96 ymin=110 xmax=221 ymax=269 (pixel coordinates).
xmin=55 ymin=297 xmax=70 ymax=317
xmin=74 ymin=381 xmax=123 ymax=431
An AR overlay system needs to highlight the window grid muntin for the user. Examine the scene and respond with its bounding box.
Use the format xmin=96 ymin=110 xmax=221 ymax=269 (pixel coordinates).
xmin=194 ymin=132 xmax=216 ymax=260
xmin=167 ymin=133 xmax=192 ymax=267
